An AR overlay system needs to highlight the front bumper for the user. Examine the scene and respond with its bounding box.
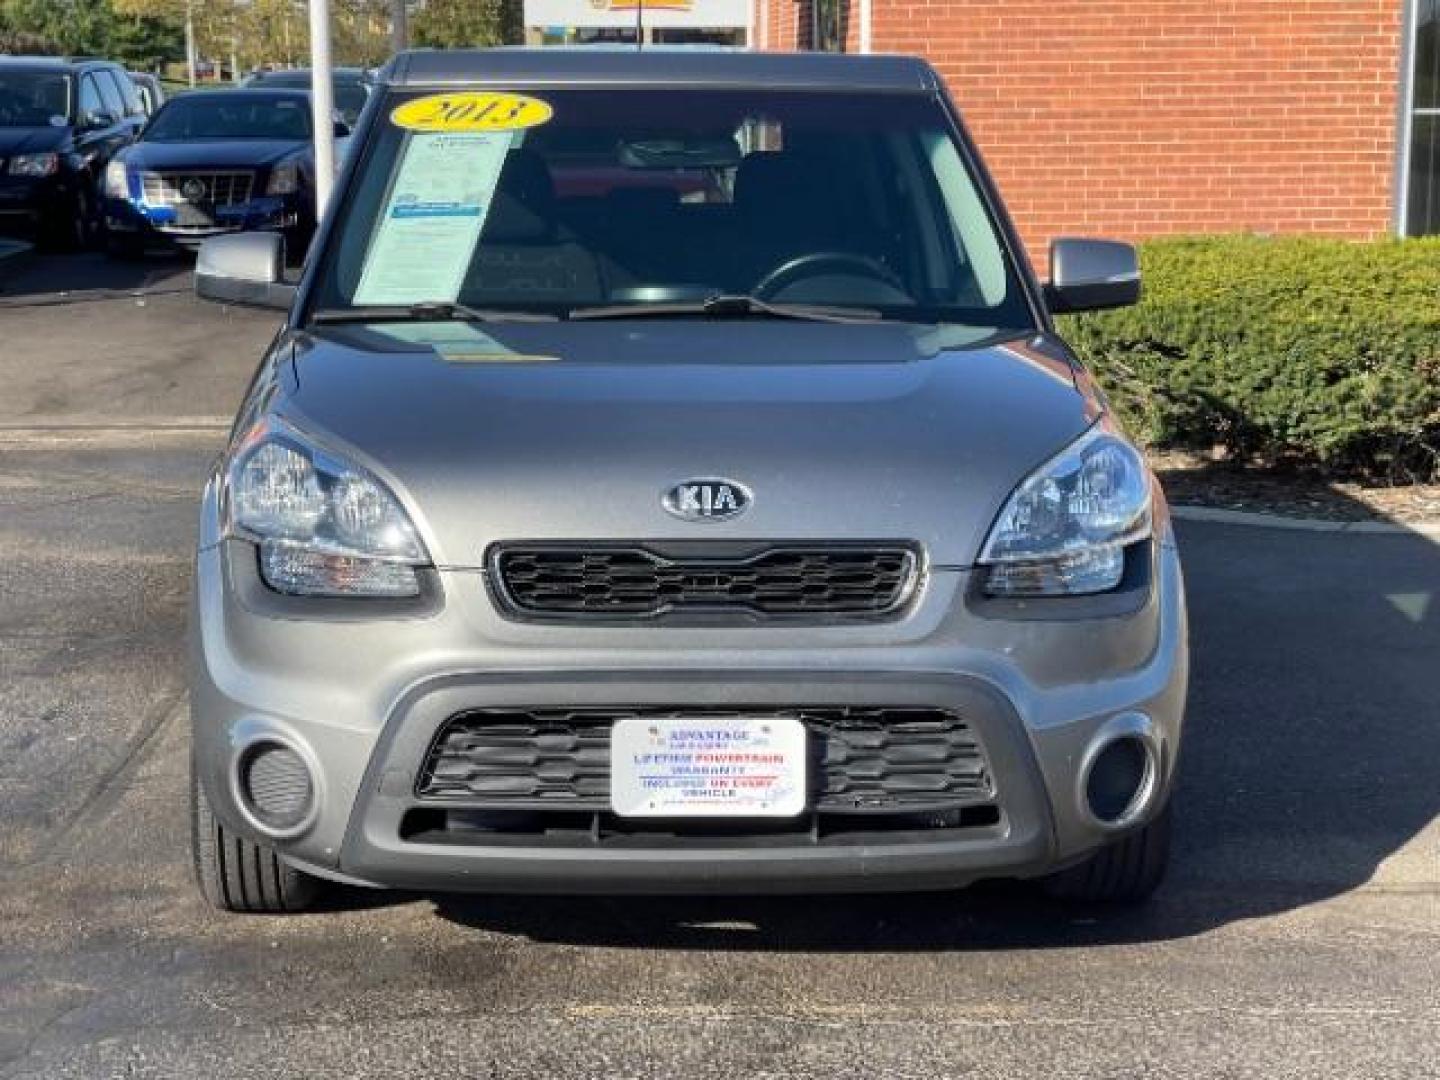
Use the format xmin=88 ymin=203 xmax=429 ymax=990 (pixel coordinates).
xmin=190 ymin=489 xmax=1188 ymax=895
xmin=103 ymin=192 xmax=308 ymax=247
xmin=0 ymin=174 xmax=70 ymax=236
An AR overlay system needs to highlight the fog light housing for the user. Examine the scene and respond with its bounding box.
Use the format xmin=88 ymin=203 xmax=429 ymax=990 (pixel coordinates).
xmin=237 ymin=741 xmax=315 ymax=835
xmin=1086 ymin=738 xmax=1148 ymax=823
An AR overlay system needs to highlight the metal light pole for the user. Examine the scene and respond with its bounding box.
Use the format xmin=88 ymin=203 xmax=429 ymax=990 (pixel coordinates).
xmin=391 ymin=0 xmax=409 ymax=54
xmin=184 ymin=0 xmax=197 ymax=88
xmin=308 ymin=0 xmax=337 ymax=218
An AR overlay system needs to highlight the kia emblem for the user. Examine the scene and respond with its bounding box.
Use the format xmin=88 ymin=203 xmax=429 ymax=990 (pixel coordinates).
xmin=662 ymin=479 xmax=751 ymax=522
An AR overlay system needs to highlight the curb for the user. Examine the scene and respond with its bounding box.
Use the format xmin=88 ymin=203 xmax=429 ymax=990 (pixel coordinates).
xmin=1172 ymin=504 xmax=1440 ymax=539
xmin=0 ymin=417 xmax=230 ymax=433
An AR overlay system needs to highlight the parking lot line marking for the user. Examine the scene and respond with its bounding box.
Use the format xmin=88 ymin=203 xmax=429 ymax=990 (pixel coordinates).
xmin=0 ymin=419 xmax=230 ymax=434
xmin=1172 ymin=504 xmax=1440 ymax=538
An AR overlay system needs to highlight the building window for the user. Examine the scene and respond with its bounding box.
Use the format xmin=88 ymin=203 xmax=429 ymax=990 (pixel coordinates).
xmin=1407 ymin=0 xmax=1440 ymax=234
xmin=812 ymin=0 xmax=845 ymax=51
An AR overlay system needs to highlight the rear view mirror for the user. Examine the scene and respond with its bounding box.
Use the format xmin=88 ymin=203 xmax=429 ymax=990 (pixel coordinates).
xmin=618 ymin=137 xmax=741 ymax=170
xmin=194 ymin=232 xmax=296 ymax=310
xmin=1045 ymin=238 xmax=1141 ymax=314
xmin=333 ymin=119 xmax=351 ymax=138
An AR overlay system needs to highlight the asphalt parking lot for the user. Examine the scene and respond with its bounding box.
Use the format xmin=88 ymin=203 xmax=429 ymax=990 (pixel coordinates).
xmin=1 ymin=253 xmax=1437 ymax=1079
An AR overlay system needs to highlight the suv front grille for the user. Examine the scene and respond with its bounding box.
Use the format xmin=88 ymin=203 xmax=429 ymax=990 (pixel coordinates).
xmin=417 ymin=707 xmax=993 ymax=813
xmin=491 ymin=544 xmax=919 ymax=620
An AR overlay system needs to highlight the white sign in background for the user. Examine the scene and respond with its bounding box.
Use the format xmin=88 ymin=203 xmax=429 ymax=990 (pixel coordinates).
xmin=524 ymin=0 xmax=750 ymax=30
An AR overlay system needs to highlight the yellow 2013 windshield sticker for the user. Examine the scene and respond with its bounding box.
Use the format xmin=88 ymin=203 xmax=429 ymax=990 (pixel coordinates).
xmin=391 ymin=92 xmax=553 ymax=133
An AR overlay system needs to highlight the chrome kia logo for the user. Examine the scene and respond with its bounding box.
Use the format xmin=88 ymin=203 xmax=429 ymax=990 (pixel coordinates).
xmin=663 ymin=478 xmax=751 ymax=522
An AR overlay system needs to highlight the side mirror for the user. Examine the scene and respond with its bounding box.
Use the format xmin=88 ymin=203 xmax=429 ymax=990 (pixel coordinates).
xmin=194 ymin=232 xmax=297 ymax=310
xmin=1044 ymin=238 xmax=1141 ymax=314
xmin=84 ymin=109 xmax=117 ymax=131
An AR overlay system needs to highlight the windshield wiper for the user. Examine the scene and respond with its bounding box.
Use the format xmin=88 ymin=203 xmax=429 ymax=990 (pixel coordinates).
xmin=569 ymin=294 xmax=881 ymax=324
xmin=310 ymin=301 xmax=559 ymax=325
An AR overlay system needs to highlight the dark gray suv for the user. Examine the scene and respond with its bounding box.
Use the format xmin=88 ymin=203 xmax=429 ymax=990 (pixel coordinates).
xmin=188 ymin=49 xmax=1187 ymax=913
xmin=0 ymin=57 xmax=144 ymax=249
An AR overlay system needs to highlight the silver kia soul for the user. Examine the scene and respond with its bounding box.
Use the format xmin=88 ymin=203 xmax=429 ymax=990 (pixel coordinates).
xmin=188 ymin=49 xmax=1187 ymax=913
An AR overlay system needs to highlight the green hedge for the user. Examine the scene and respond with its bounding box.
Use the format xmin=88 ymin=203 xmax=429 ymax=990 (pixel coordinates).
xmin=1059 ymin=235 xmax=1440 ymax=481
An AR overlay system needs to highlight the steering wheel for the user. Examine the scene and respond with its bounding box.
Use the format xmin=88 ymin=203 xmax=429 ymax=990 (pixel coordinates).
xmin=751 ymin=252 xmax=905 ymax=301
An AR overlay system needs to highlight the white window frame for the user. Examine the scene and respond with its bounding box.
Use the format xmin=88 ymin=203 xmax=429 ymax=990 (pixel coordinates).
xmin=1398 ymin=0 xmax=1440 ymax=234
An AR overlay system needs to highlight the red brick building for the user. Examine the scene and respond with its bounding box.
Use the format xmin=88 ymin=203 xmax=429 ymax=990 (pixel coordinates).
xmin=754 ymin=1 xmax=1437 ymax=259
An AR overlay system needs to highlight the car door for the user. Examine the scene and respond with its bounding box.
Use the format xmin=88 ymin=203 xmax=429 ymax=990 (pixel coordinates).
xmin=73 ymin=70 xmax=134 ymax=204
xmin=109 ymin=70 xmax=148 ymax=137
xmin=96 ymin=69 xmax=143 ymax=147
xmin=74 ymin=72 xmax=123 ymax=168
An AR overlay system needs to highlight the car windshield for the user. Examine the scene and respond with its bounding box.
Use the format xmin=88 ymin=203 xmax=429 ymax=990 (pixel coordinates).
xmin=0 ymin=70 xmax=71 ymax=127
xmin=256 ymin=74 xmax=368 ymax=124
xmin=144 ymin=95 xmax=311 ymax=141
xmin=311 ymin=87 xmax=1033 ymax=329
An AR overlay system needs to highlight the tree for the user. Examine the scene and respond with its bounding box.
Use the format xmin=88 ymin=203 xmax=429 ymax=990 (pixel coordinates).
xmin=0 ymin=0 xmax=116 ymax=55
xmin=412 ymin=0 xmax=520 ymax=49
xmin=107 ymin=9 xmax=185 ymax=70
xmin=0 ymin=0 xmax=181 ymax=68
xmin=1 ymin=0 xmax=406 ymax=75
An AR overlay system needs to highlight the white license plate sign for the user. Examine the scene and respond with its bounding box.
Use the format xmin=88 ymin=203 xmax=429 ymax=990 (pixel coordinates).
xmin=610 ymin=716 xmax=807 ymax=818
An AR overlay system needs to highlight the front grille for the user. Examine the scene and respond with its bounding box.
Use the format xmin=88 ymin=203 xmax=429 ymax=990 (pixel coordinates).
xmin=492 ymin=544 xmax=919 ymax=620
xmin=141 ymin=170 xmax=255 ymax=208
xmin=417 ymin=707 xmax=994 ymax=814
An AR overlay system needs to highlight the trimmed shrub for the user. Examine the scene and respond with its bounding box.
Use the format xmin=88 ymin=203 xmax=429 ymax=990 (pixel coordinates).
xmin=1059 ymin=235 xmax=1440 ymax=481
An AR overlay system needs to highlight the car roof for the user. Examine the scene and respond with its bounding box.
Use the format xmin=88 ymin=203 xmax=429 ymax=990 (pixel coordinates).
xmin=173 ymin=87 xmax=309 ymax=101
xmin=251 ymin=67 xmax=368 ymax=80
xmin=0 ymin=56 xmax=82 ymax=72
xmin=0 ymin=56 xmax=132 ymax=76
xmin=384 ymin=48 xmax=937 ymax=93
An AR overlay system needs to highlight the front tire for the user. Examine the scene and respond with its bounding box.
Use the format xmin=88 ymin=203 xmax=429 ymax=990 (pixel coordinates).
xmin=1040 ymin=802 xmax=1172 ymax=905
xmin=104 ymin=231 xmax=146 ymax=260
xmin=39 ymin=189 xmax=94 ymax=253
xmin=190 ymin=762 xmax=321 ymax=914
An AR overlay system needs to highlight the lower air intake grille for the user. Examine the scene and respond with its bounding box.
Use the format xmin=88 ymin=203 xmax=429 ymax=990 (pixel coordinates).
xmin=491 ymin=544 xmax=918 ymax=619
xmin=417 ymin=707 xmax=993 ymax=812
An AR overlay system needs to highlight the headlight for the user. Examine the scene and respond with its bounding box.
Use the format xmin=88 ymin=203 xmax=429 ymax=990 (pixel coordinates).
xmin=9 ymin=152 xmax=59 ymax=177
xmin=103 ymin=160 xmax=129 ymax=198
xmin=265 ymin=161 xmax=300 ymax=195
xmin=977 ymin=423 xmax=1152 ymax=597
xmin=223 ymin=418 xmax=429 ymax=597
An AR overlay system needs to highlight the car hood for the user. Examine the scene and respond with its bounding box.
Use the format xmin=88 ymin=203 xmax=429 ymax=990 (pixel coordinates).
xmin=121 ymin=138 xmax=305 ymax=171
xmin=0 ymin=125 xmax=68 ymax=156
xmin=278 ymin=321 xmax=1100 ymax=568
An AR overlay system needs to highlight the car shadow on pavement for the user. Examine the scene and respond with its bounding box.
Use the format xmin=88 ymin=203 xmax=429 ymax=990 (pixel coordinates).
xmin=0 ymin=250 xmax=190 ymax=301
xmin=415 ymin=510 xmax=1440 ymax=952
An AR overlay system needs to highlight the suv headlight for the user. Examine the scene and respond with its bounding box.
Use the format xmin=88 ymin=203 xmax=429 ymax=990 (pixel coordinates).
xmin=977 ymin=422 xmax=1152 ymax=597
xmin=265 ymin=160 xmax=300 ymax=195
xmin=103 ymin=160 xmax=129 ymax=198
xmin=9 ymin=152 xmax=59 ymax=177
xmin=223 ymin=418 xmax=429 ymax=597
